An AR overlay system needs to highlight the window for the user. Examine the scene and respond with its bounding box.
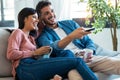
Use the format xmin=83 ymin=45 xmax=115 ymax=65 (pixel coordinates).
xmin=71 ymin=0 xmax=92 ymax=27
xmin=71 ymin=0 xmax=91 ymax=18
xmin=0 ymin=0 xmax=15 ymax=27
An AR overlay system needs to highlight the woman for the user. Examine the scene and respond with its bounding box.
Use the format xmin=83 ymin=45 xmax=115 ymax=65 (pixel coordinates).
xmin=7 ymin=7 xmax=98 ymax=80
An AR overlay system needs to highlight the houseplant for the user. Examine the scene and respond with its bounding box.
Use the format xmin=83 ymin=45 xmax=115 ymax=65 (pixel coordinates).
xmin=81 ymin=0 xmax=120 ymax=51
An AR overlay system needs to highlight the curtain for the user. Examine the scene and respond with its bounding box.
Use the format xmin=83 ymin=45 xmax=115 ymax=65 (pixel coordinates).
xmin=49 ymin=0 xmax=72 ymax=21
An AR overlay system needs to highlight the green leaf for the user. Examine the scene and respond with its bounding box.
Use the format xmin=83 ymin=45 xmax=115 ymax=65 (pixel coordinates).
xmin=80 ymin=0 xmax=84 ymax=2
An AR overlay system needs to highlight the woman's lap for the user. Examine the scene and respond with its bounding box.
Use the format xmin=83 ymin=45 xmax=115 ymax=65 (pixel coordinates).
xmin=16 ymin=57 xmax=82 ymax=80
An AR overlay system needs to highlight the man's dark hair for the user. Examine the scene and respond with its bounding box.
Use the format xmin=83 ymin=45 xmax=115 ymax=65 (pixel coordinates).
xmin=36 ymin=1 xmax=51 ymax=17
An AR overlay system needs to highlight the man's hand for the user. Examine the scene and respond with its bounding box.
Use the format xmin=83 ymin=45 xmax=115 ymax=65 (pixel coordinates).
xmin=69 ymin=27 xmax=91 ymax=39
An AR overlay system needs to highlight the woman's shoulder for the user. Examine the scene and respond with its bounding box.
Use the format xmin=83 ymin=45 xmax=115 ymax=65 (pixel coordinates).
xmin=10 ymin=29 xmax=24 ymax=37
xmin=13 ymin=29 xmax=22 ymax=33
xmin=12 ymin=29 xmax=23 ymax=34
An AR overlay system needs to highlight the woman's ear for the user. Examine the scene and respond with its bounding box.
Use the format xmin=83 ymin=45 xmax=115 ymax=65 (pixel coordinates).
xmin=24 ymin=17 xmax=27 ymax=23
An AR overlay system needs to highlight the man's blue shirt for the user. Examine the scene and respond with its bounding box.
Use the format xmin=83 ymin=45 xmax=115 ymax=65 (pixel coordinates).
xmin=36 ymin=20 xmax=96 ymax=54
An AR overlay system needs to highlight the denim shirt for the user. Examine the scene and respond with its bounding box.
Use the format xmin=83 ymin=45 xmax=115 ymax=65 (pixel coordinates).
xmin=36 ymin=20 xmax=96 ymax=54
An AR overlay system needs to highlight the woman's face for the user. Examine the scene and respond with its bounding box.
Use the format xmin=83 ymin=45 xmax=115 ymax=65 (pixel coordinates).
xmin=24 ymin=13 xmax=39 ymax=31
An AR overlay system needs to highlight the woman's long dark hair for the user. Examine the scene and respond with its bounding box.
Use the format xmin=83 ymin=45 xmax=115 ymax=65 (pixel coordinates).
xmin=18 ymin=7 xmax=37 ymax=37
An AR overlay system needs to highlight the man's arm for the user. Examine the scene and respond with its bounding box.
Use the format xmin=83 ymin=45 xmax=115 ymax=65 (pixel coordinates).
xmin=36 ymin=27 xmax=91 ymax=50
xmin=58 ymin=27 xmax=91 ymax=48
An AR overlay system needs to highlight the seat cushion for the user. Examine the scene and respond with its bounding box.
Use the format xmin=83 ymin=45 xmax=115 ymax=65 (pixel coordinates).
xmin=0 ymin=77 xmax=14 ymax=80
xmin=0 ymin=29 xmax=12 ymax=77
xmin=95 ymin=43 xmax=119 ymax=56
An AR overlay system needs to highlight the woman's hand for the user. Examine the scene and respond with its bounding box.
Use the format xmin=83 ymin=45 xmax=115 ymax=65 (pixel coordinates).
xmin=34 ymin=46 xmax=51 ymax=56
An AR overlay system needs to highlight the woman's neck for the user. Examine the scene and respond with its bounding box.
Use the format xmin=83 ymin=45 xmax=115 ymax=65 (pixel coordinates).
xmin=22 ymin=29 xmax=30 ymax=37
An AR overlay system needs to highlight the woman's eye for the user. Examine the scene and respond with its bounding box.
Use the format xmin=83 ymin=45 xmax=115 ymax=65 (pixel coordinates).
xmin=32 ymin=16 xmax=37 ymax=19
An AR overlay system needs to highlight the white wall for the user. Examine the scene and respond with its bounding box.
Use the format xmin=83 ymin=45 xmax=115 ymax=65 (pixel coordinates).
xmin=89 ymin=28 xmax=120 ymax=52
xmin=14 ymin=0 xmax=41 ymax=28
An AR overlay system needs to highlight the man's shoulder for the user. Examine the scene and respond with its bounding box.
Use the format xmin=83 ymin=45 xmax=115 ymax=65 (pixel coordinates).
xmin=58 ymin=20 xmax=75 ymax=23
xmin=58 ymin=20 xmax=77 ymax=26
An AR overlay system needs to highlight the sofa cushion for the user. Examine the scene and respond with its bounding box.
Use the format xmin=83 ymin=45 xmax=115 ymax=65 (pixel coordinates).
xmin=95 ymin=43 xmax=119 ymax=57
xmin=0 ymin=77 xmax=14 ymax=80
xmin=0 ymin=29 xmax=12 ymax=77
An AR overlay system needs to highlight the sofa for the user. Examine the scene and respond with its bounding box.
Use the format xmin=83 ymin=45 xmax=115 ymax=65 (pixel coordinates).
xmin=0 ymin=29 xmax=13 ymax=80
xmin=0 ymin=29 xmax=120 ymax=80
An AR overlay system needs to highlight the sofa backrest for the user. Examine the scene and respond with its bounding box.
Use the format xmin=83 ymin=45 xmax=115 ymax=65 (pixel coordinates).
xmin=0 ymin=29 xmax=12 ymax=77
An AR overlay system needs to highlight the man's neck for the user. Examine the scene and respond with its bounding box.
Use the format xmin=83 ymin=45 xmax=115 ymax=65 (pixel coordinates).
xmin=47 ymin=24 xmax=58 ymax=29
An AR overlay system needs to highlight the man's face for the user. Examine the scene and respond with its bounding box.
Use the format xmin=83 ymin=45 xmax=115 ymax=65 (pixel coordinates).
xmin=39 ymin=5 xmax=56 ymax=26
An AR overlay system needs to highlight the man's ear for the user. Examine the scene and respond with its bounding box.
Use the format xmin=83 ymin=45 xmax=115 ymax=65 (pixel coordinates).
xmin=39 ymin=17 xmax=45 ymax=26
xmin=38 ymin=17 xmax=43 ymax=22
xmin=41 ymin=20 xmax=46 ymax=26
xmin=37 ymin=18 xmax=45 ymax=35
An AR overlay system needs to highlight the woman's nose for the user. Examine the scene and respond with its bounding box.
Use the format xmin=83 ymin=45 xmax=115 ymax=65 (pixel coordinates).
xmin=36 ymin=18 xmax=39 ymax=22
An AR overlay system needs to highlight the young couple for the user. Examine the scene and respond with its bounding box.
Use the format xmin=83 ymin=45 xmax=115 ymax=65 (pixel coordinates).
xmin=7 ymin=0 xmax=120 ymax=80
xmin=7 ymin=4 xmax=97 ymax=80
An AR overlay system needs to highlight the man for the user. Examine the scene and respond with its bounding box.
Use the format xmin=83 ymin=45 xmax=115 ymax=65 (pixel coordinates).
xmin=35 ymin=0 xmax=120 ymax=76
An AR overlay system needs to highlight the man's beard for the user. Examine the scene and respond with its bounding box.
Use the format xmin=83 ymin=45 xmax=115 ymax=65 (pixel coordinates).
xmin=44 ymin=19 xmax=56 ymax=26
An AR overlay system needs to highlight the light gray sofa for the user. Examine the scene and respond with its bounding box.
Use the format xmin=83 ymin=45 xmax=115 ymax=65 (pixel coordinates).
xmin=0 ymin=29 xmax=120 ymax=80
xmin=0 ymin=29 xmax=13 ymax=80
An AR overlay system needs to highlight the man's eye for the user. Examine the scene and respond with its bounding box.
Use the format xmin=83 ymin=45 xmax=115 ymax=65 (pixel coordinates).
xmin=45 ymin=12 xmax=49 ymax=15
